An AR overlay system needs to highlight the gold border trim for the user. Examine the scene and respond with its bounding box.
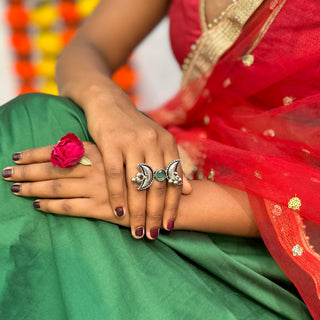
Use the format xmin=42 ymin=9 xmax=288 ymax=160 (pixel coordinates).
xmin=183 ymin=0 xmax=264 ymax=87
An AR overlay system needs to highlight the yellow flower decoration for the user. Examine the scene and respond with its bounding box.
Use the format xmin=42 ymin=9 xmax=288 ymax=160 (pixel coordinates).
xmin=288 ymin=197 xmax=302 ymax=210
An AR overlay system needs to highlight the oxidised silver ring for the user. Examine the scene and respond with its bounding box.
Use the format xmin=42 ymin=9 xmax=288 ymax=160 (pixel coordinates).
xmin=166 ymin=159 xmax=183 ymax=186
xmin=131 ymin=163 xmax=154 ymax=190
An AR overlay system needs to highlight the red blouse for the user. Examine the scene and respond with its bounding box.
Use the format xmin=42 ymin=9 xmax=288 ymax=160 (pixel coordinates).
xmin=168 ymin=0 xmax=202 ymax=66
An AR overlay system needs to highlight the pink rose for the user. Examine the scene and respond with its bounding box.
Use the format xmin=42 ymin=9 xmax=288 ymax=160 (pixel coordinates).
xmin=50 ymin=133 xmax=85 ymax=168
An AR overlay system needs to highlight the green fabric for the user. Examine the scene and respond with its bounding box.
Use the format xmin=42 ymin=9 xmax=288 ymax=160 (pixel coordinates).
xmin=0 ymin=93 xmax=312 ymax=319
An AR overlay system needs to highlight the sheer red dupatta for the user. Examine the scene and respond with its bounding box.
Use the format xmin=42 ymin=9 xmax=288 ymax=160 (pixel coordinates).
xmin=149 ymin=0 xmax=320 ymax=318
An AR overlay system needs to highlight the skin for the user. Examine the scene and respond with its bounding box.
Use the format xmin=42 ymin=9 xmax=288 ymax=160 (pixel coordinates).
xmin=2 ymin=0 xmax=260 ymax=238
xmin=55 ymin=0 xmax=192 ymax=239
xmin=2 ymin=143 xmax=259 ymax=237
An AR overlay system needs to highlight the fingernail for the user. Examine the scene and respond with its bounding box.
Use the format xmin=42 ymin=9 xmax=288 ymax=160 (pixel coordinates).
xmin=33 ymin=201 xmax=40 ymax=209
xmin=167 ymin=220 xmax=175 ymax=231
xmin=12 ymin=153 xmax=21 ymax=161
xmin=150 ymin=228 xmax=159 ymax=239
xmin=135 ymin=226 xmax=144 ymax=238
xmin=2 ymin=168 xmax=13 ymax=178
xmin=11 ymin=184 xmax=20 ymax=193
xmin=115 ymin=207 xmax=124 ymax=217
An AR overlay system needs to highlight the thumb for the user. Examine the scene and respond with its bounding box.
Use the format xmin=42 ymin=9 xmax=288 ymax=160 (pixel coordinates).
xmin=182 ymin=174 xmax=192 ymax=194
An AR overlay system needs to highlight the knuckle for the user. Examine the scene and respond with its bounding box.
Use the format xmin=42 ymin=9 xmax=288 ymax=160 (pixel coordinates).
xmin=61 ymin=200 xmax=72 ymax=213
xmin=50 ymin=180 xmax=61 ymax=195
xmin=146 ymin=211 xmax=162 ymax=220
xmin=22 ymin=182 xmax=32 ymax=195
xmin=125 ymin=130 xmax=138 ymax=142
xmin=45 ymin=162 xmax=54 ymax=176
xmin=109 ymin=192 xmax=123 ymax=202
xmin=142 ymin=127 xmax=158 ymax=142
xmin=106 ymin=166 xmax=122 ymax=179
xmin=19 ymin=165 xmax=27 ymax=180
xmin=130 ymin=211 xmax=145 ymax=220
xmin=24 ymin=149 xmax=33 ymax=161
xmin=164 ymin=206 xmax=178 ymax=218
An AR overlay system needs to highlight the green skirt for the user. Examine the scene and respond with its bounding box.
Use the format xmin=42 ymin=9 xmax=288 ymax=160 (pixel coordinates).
xmin=0 ymin=93 xmax=312 ymax=319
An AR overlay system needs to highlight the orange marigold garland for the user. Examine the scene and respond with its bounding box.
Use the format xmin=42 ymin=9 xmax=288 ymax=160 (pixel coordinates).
xmin=6 ymin=0 xmax=137 ymax=99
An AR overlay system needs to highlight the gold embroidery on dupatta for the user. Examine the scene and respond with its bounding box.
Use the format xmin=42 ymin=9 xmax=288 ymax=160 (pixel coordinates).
xmin=288 ymin=197 xmax=302 ymax=211
xmin=265 ymin=199 xmax=320 ymax=299
xmin=182 ymin=0 xmax=264 ymax=86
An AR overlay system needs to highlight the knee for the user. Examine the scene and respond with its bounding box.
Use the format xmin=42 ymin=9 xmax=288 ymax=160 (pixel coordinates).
xmin=3 ymin=92 xmax=86 ymax=126
xmin=0 ymin=92 xmax=90 ymax=142
xmin=16 ymin=92 xmax=80 ymax=115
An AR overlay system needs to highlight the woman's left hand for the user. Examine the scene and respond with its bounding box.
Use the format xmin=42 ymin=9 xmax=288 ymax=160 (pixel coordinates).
xmin=1 ymin=142 xmax=132 ymax=231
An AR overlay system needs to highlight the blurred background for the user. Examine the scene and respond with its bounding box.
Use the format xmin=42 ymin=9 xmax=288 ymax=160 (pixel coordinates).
xmin=0 ymin=0 xmax=181 ymax=109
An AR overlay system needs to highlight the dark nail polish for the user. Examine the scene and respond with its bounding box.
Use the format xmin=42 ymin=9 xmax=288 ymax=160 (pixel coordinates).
xmin=33 ymin=201 xmax=40 ymax=209
xmin=150 ymin=228 xmax=159 ymax=239
xmin=2 ymin=168 xmax=13 ymax=178
xmin=11 ymin=184 xmax=20 ymax=193
xmin=167 ymin=220 xmax=175 ymax=231
xmin=135 ymin=226 xmax=144 ymax=238
xmin=115 ymin=207 xmax=124 ymax=217
xmin=12 ymin=153 xmax=21 ymax=161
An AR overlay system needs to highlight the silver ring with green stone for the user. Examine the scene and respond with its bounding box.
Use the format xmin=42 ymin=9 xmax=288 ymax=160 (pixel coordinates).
xmin=154 ymin=168 xmax=167 ymax=182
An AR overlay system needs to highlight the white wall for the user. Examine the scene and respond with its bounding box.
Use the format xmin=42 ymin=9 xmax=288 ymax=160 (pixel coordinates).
xmin=134 ymin=18 xmax=181 ymax=110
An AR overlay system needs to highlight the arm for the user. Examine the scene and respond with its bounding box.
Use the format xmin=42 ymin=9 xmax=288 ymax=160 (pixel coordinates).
xmin=55 ymin=0 xmax=193 ymax=240
xmin=176 ymin=180 xmax=259 ymax=237
xmin=56 ymin=0 xmax=170 ymax=111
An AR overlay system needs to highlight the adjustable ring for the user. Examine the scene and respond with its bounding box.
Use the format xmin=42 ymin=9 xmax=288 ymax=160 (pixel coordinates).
xmin=166 ymin=159 xmax=183 ymax=186
xmin=131 ymin=160 xmax=182 ymax=190
xmin=131 ymin=163 xmax=154 ymax=190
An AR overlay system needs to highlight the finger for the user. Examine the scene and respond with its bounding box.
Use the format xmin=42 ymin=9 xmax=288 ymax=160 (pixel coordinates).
xmin=2 ymin=162 xmax=88 ymax=182
xmin=11 ymin=145 xmax=54 ymax=164
xmin=33 ymin=198 xmax=129 ymax=226
xmin=162 ymin=155 xmax=183 ymax=232
xmin=103 ymin=148 xmax=127 ymax=219
xmin=126 ymin=153 xmax=147 ymax=239
xmin=10 ymin=178 xmax=90 ymax=198
xmin=32 ymin=198 xmax=103 ymax=218
xmin=33 ymin=198 xmax=92 ymax=216
xmin=144 ymin=152 xmax=167 ymax=240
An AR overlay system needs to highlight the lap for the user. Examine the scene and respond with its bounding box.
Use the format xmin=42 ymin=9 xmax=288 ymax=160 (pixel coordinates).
xmin=0 ymin=93 xmax=312 ymax=319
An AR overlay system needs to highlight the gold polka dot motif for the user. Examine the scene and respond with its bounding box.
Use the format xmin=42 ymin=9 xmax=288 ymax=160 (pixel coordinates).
xmin=242 ymin=54 xmax=254 ymax=66
xmin=288 ymin=197 xmax=302 ymax=210
xmin=292 ymin=244 xmax=303 ymax=257
xmin=282 ymin=96 xmax=294 ymax=105
xmin=254 ymin=170 xmax=262 ymax=179
xmin=208 ymin=169 xmax=215 ymax=181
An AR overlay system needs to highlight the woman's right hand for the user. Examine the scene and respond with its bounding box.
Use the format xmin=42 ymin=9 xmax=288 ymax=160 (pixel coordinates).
xmin=84 ymin=87 xmax=192 ymax=239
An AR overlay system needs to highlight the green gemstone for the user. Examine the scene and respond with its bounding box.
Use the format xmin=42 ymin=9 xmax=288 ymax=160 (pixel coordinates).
xmin=155 ymin=169 xmax=166 ymax=182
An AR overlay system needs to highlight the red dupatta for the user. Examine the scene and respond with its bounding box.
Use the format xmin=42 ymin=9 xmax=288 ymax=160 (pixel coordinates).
xmin=149 ymin=0 xmax=320 ymax=318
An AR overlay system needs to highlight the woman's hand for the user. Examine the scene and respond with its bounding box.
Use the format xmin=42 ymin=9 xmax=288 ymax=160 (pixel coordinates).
xmin=1 ymin=143 xmax=131 ymax=231
xmin=83 ymin=87 xmax=192 ymax=239
xmin=1 ymin=142 xmax=259 ymax=237
xmin=54 ymin=0 xmax=189 ymax=239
